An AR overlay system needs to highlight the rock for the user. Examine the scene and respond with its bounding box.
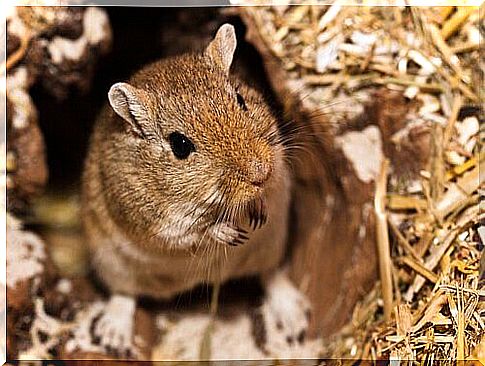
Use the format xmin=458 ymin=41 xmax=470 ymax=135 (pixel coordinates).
xmin=6 ymin=67 xmax=48 ymax=213
xmin=6 ymin=215 xmax=53 ymax=312
xmin=7 ymin=6 xmax=112 ymax=100
xmin=5 ymin=6 xmax=112 ymax=211
xmin=11 ymin=270 xmax=155 ymax=361
xmin=60 ymin=304 xmax=155 ymax=361
xmin=5 ymin=216 xmax=140 ymax=361
xmin=6 ymin=215 xmax=54 ymax=358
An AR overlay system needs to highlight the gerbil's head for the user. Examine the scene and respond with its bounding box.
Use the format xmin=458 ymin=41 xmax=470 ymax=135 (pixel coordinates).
xmin=106 ymin=24 xmax=286 ymax=245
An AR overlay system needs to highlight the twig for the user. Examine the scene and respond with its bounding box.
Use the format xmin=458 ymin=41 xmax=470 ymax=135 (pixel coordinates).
xmin=430 ymin=124 xmax=445 ymax=203
xmin=375 ymin=158 xmax=393 ymax=321
xmin=450 ymin=42 xmax=479 ymax=54
xmin=392 ymin=264 xmax=402 ymax=304
xmin=408 ymin=16 xmax=479 ymax=101
xmin=360 ymin=42 xmax=376 ymax=72
xmin=411 ymin=290 xmax=447 ymax=332
xmin=441 ymin=7 xmax=475 ymax=40
xmin=210 ymin=281 xmax=220 ymax=316
xmin=368 ymin=63 xmax=400 ymax=76
xmin=443 ymin=93 xmax=463 ymax=148
xmin=439 ymin=6 xmax=455 ymax=22
xmin=3 ymin=30 xmax=32 ymax=74
xmin=434 ymin=62 xmax=479 ymax=102
xmin=373 ymin=77 xmax=445 ymax=93
xmin=399 ymin=256 xmax=439 ymax=284
xmin=446 ymin=153 xmax=481 ymax=180
xmin=395 ymin=303 xmax=412 ymax=336
xmin=435 ymin=164 xmax=480 ymax=220
xmin=388 ymin=218 xmax=421 ymax=261
xmin=199 ymin=280 xmax=220 ymax=360
xmin=455 ymin=284 xmax=465 ymax=365
xmin=405 ymin=204 xmax=478 ymax=301
xmin=428 ymin=24 xmax=465 ymax=81
xmin=387 ymin=194 xmax=427 ymax=211
xmin=414 ymin=231 xmax=434 ymax=259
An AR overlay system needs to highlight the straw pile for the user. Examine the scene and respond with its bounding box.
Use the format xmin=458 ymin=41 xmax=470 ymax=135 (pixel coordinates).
xmin=240 ymin=4 xmax=484 ymax=363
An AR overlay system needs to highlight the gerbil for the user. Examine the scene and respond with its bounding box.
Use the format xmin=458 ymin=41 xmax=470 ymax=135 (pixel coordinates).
xmin=82 ymin=24 xmax=310 ymax=355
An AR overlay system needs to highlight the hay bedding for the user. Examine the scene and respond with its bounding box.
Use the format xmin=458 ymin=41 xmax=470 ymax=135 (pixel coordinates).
xmin=238 ymin=3 xmax=484 ymax=363
xmin=4 ymin=3 xmax=484 ymax=364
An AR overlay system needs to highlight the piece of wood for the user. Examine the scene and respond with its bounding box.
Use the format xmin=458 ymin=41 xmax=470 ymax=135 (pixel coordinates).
xmin=441 ymin=7 xmax=475 ymax=40
xmin=375 ymin=159 xmax=393 ymax=321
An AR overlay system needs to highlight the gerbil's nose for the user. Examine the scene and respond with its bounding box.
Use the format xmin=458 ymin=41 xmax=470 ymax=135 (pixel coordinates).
xmin=248 ymin=159 xmax=272 ymax=187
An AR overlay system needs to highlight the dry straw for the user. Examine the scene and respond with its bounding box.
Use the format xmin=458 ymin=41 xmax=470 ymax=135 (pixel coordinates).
xmin=244 ymin=3 xmax=483 ymax=362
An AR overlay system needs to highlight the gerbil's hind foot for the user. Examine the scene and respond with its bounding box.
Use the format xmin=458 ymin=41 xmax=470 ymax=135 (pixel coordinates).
xmin=210 ymin=222 xmax=249 ymax=246
xmin=260 ymin=270 xmax=311 ymax=353
xmin=93 ymin=294 xmax=140 ymax=359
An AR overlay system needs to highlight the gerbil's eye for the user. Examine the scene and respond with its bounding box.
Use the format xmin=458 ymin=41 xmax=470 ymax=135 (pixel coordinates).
xmin=169 ymin=132 xmax=195 ymax=160
xmin=236 ymin=92 xmax=248 ymax=111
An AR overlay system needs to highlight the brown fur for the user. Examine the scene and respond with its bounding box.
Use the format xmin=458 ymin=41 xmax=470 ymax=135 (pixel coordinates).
xmin=81 ymin=25 xmax=292 ymax=299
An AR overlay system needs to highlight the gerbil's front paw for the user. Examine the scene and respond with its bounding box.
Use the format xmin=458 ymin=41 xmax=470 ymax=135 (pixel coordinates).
xmin=210 ymin=222 xmax=249 ymax=246
xmin=93 ymin=294 xmax=139 ymax=358
xmin=260 ymin=271 xmax=311 ymax=350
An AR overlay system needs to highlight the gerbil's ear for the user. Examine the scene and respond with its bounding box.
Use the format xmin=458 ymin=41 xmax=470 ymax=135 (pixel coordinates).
xmin=108 ymin=82 xmax=151 ymax=137
xmin=205 ymin=23 xmax=237 ymax=74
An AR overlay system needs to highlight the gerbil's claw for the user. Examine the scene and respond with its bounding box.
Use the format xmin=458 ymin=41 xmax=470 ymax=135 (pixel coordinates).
xmin=211 ymin=222 xmax=249 ymax=247
xmin=230 ymin=239 xmax=243 ymax=246
xmin=237 ymin=227 xmax=249 ymax=238
xmin=248 ymin=198 xmax=267 ymax=231
xmin=253 ymin=218 xmax=259 ymax=230
xmin=250 ymin=214 xmax=260 ymax=230
xmin=230 ymin=228 xmax=249 ymax=246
